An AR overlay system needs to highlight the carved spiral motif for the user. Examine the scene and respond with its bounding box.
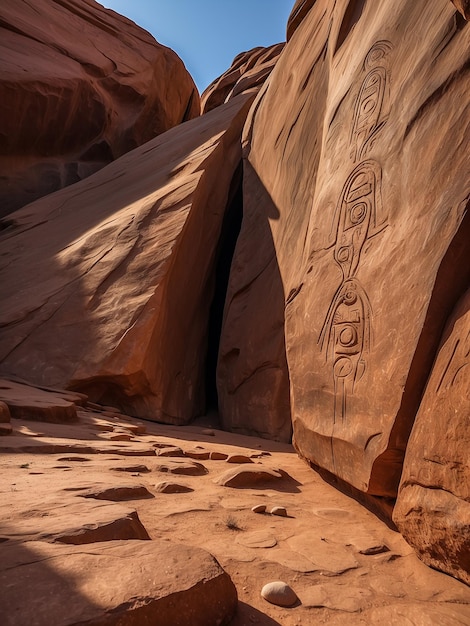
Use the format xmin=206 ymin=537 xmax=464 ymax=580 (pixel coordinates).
xmin=343 ymin=290 xmax=357 ymax=305
xmin=350 ymin=202 xmax=367 ymax=224
xmin=339 ymin=325 xmax=358 ymax=347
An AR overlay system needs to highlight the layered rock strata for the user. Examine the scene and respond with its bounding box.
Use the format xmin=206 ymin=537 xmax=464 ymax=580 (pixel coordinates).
xmin=0 ymin=0 xmax=199 ymax=216
xmin=0 ymin=93 xmax=254 ymax=423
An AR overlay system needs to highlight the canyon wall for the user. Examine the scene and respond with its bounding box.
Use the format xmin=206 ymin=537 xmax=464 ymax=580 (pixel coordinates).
xmin=0 ymin=0 xmax=468 ymax=584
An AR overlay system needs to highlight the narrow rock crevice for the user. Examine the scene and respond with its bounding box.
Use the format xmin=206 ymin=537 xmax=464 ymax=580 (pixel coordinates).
xmin=205 ymin=162 xmax=243 ymax=411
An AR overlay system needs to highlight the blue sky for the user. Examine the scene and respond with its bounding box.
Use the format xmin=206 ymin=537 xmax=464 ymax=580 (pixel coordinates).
xmin=102 ymin=0 xmax=293 ymax=93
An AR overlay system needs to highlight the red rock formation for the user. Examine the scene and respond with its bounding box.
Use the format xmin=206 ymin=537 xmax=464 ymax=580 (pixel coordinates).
xmin=393 ymin=286 xmax=470 ymax=585
xmin=201 ymin=44 xmax=284 ymax=114
xmin=286 ymin=0 xmax=317 ymax=40
xmin=0 ymin=0 xmax=200 ymax=216
xmin=219 ymin=0 xmax=470 ymax=487
xmin=452 ymin=0 xmax=470 ymax=19
xmin=0 ymin=540 xmax=237 ymax=625
xmin=0 ymin=93 xmax=254 ymax=424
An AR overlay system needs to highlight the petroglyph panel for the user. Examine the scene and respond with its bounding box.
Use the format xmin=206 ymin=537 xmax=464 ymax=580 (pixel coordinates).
xmin=350 ymin=41 xmax=392 ymax=162
xmin=320 ymin=160 xmax=386 ymax=421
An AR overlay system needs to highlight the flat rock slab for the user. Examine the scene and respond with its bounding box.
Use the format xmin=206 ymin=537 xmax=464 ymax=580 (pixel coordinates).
xmin=157 ymin=446 xmax=185 ymax=457
xmin=154 ymin=482 xmax=194 ymax=494
xmin=366 ymin=603 xmax=470 ymax=625
xmin=110 ymin=464 xmax=151 ymax=473
xmin=287 ymin=532 xmax=358 ymax=575
xmin=0 ymin=539 xmax=237 ymax=626
xmin=3 ymin=502 xmax=149 ymax=544
xmin=154 ymin=459 xmax=208 ymax=476
xmin=185 ymin=448 xmax=210 ymax=460
xmin=237 ymin=531 xmax=277 ymax=549
xmin=213 ymin=466 xmax=283 ymax=488
xmin=301 ymin=583 xmax=372 ymax=612
xmin=81 ymin=485 xmax=154 ymax=501
xmin=0 ymin=379 xmax=78 ymax=423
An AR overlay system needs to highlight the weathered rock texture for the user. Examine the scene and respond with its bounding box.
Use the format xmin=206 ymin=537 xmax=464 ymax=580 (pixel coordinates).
xmin=0 ymin=540 xmax=237 ymax=626
xmin=201 ymin=44 xmax=284 ymax=114
xmin=0 ymin=379 xmax=84 ymax=422
xmin=0 ymin=93 xmax=254 ymax=423
xmin=0 ymin=0 xmax=199 ymax=216
xmin=452 ymin=0 xmax=470 ymax=19
xmin=219 ymin=0 xmax=470 ymax=489
xmin=393 ymin=287 xmax=470 ymax=584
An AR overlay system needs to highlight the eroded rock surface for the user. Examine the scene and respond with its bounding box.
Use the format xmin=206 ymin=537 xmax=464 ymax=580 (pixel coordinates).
xmin=0 ymin=540 xmax=237 ymax=626
xmin=219 ymin=0 xmax=470 ymax=493
xmin=0 ymin=379 xmax=81 ymax=423
xmin=0 ymin=94 xmax=254 ymax=424
xmin=394 ymin=288 xmax=470 ymax=584
xmin=201 ymin=44 xmax=284 ymax=114
xmin=0 ymin=0 xmax=199 ymax=215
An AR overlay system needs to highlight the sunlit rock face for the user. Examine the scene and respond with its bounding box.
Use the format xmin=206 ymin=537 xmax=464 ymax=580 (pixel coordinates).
xmin=394 ymin=286 xmax=470 ymax=585
xmin=201 ymin=43 xmax=284 ymax=114
xmin=0 ymin=94 xmax=254 ymax=424
xmin=219 ymin=0 xmax=470 ymax=479
xmin=0 ymin=0 xmax=200 ymax=216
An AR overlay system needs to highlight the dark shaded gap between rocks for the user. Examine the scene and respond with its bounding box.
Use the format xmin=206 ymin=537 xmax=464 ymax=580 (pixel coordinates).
xmin=204 ymin=162 xmax=244 ymax=412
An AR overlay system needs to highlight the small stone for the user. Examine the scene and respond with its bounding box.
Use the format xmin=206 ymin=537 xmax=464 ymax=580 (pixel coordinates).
xmin=157 ymin=446 xmax=185 ymax=457
xmin=111 ymin=465 xmax=150 ymax=473
xmin=226 ymin=454 xmax=253 ymax=464
xmin=185 ymin=448 xmax=210 ymax=460
xmin=82 ymin=485 xmax=154 ymax=501
xmin=210 ymin=451 xmax=228 ymax=460
xmin=252 ymin=504 xmax=267 ymax=514
xmin=271 ymin=506 xmax=288 ymax=517
xmin=261 ymin=581 xmax=298 ymax=607
xmin=202 ymin=428 xmax=215 ymax=436
xmin=154 ymin=482 xmax=193 ymax=494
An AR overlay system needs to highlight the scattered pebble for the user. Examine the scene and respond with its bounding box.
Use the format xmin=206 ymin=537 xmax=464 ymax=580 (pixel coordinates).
xmin=271 ymin=506 xmax=288 ymax=517
xmin=202 ymin=429 xmax=215 ymax=436
xmin=261 ymin=581 xmax=298 ymax=607
xmin=252 ymin=504 xmax=267 ymax=514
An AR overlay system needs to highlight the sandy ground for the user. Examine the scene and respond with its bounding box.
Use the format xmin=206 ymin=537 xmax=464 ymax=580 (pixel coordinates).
xmin=1 ymin=405 xmax=469 ymax=625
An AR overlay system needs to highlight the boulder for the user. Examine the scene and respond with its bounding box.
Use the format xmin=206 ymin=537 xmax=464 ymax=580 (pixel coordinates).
xmin=219 ymin=0 xmax=470 ymax=488
xmin=0 ymin=540 xmax=237 ymax=626
xmin=0 ymin=379 xmax=78 ymax=422
xmin=0 ymin=93 xmax=254 ymax=424
xmin=213 ymin=466 xmax=283 ymax=488
xmin=201 ymin=44 xmax=284 ymax=114
xmin=393 ymin=288 xmax=470 ymax=584
xmin=3 ymin=502 xmax=150 ymax=544
xmin=0 ymin=0 xmax=199 ymax=215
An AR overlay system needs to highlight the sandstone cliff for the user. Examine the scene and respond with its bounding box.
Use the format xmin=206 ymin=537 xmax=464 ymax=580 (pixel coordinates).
xmin=201 ymin=44 xmax=284 ymax=114
xmin=0 ymin=0 xmax=199 ymax=216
